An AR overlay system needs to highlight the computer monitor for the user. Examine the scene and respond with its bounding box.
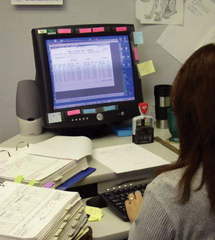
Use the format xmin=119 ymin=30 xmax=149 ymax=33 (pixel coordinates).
xmin=31 ymin=24 xmax=143 ymax=136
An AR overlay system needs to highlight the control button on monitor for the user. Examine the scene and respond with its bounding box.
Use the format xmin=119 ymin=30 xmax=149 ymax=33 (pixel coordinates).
xmin=96 ymin=113 xmax=104 ymax=121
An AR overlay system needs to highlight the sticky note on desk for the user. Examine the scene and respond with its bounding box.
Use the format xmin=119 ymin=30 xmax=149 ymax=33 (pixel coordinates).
xmin=85 ymin=206 xmax=103 ymax=221
xmin=137 ymin=60 xmax=156 ymax=77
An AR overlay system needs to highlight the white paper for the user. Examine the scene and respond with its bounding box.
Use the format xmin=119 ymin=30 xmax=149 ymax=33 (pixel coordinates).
xmin=93 ymin=143 xmax=169 ymax=174
xmin=157 ymin=0 xmax=215 ymax=63
xmin=11 ymin=0 xmax=63 ymax=5
xmin=25 ymin=136 xmax=93 ymax=160
xmin=0 ymin=181 xmax=79 ymax=239
xmin=0 ymin=152 xmax=72 ymax=182
xmin=135 ymin=0 xmax=184 ymax=25
xmin=197 ymin=25 xmax=215 ymax=49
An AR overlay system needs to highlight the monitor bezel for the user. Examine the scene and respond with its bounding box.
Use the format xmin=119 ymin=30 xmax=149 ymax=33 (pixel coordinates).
xmin=32 ymin=24 xmax=143 ymax=130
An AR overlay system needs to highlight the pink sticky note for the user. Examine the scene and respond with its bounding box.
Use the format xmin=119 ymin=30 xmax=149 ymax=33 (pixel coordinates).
xmin=44 ymin=182 xmax=54 ymax=188
xmin=79 ymin=28 xmax=92 ymax=33
xmin=116 ymin=27 xmax=127 ymax=32
xmin=93 ymin=27 xmax=105 ymax=33
xmin=58 ymin=29 xmax=72 ymax=34
xmin=67 ymin=109 xmax=81 ymax=116
xmin=134 ymin=47 xmax=139 ymax=61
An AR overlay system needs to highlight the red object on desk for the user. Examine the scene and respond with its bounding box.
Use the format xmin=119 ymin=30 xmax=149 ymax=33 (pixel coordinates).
xmin=139 ymin=102 xmax=148 ymax=115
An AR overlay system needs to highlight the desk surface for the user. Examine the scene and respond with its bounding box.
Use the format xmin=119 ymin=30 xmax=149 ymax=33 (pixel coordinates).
xmin=0 ymin=128 xmax=179 ymax=240
xmin=0 ymin=128 xmax=178 ymax=188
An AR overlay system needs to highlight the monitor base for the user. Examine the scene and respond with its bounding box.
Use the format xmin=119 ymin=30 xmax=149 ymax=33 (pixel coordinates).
xmin=56 ymin=125 xmax=111 ymax=139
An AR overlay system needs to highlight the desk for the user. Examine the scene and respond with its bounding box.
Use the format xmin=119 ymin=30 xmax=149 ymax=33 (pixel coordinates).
xmin=0 ymin=128 xmax=179 ymax=240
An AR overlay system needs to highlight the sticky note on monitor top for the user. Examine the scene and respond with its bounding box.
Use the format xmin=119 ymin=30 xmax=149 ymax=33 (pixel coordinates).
xmin=137 ymin=60 xmax=156 ymax=77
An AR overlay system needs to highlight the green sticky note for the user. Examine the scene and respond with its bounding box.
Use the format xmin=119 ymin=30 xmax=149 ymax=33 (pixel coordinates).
xmin=14 ymin=175 xmax=24 ymax=183
xmin=47 ymin=29 xmax=57 ymax=35
xmin=28 ymin=179 xmax=36 ymax=186
xmin=137 ymin=60 xmax=156 ymax=77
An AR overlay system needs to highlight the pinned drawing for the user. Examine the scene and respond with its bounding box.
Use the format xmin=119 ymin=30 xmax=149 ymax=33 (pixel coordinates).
xmin=136 ymin=0 xmax=183 ymax=25
xmin=142 ymin=0 xmax=177 ymax=22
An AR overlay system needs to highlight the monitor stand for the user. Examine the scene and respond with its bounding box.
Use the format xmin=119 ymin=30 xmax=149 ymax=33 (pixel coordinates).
xmin=57 ymin=125 xmax=111 ymax=139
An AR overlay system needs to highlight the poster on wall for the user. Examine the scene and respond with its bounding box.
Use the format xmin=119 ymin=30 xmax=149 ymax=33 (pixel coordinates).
xmin=11 ymin=0 xmax=63 ymax=5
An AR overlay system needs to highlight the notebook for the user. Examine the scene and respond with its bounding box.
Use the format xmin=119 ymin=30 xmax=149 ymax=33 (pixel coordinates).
xmin=0 ymin=136 xmax=93 ymax=187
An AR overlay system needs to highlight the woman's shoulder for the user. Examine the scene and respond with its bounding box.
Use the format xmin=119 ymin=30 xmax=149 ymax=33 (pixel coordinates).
xmin=149 ymin=168 xmax=183 ymax=189
xmin=145 ymin=168 xmax=184 ymax=201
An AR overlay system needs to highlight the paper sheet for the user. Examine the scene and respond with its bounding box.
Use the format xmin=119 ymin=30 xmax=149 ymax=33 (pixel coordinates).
xmin=0 ymin=151 xmax=71 ymax=182
xmin=25 ymin=136 xmax=93 ymax=160
xmin=93 ymin=143 xmax=169 ymax=174
xmin=135 ymin=0 xmax=184 ymax=25
xmin=0 ymin=181 xmax=79 ymax=238
xmin=11 ymin=0 xmax=63 ymax=5
xmin=157 ymin=0 xmax=215 ymax=63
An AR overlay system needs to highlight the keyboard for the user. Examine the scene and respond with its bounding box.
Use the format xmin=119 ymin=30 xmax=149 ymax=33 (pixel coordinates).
xmin=98 ymin=179 xmax=151 ymax=221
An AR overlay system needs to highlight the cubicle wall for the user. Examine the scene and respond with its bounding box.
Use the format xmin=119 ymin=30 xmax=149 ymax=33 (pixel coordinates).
xmin=0 ymin=0 xmax=182 ymax=143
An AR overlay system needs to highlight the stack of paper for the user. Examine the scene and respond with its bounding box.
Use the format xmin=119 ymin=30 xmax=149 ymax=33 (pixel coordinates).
xmin=0 ymin=136 xmax=93 ymax=188
xmin=0 ymin=181 xmax=91 ymax=240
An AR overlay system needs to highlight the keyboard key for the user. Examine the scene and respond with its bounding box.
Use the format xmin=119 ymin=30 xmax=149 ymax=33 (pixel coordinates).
xmin=99 ymin=181 xmax=149 ymax=221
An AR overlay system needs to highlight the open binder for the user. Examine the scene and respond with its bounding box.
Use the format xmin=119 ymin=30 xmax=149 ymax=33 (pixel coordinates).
xmin=0 ymin=181 xmax=92 ymax=240
xmin=0 ymin=136 xmax=93 ymax=188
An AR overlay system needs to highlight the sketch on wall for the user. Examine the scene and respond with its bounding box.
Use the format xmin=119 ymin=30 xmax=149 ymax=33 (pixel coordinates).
xmin=136 ymin=0 xmax=184 ymax=25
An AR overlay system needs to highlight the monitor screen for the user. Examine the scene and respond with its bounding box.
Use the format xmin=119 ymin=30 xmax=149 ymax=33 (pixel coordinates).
xmin=32 ymin=24 xmax=143 ymax=135
xmin=46 ymin=35 xmax=135 ymax=110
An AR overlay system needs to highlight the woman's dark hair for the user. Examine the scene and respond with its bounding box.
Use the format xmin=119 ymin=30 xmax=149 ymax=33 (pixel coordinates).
xmin=158 ymin=44 xmax=215 ymax=213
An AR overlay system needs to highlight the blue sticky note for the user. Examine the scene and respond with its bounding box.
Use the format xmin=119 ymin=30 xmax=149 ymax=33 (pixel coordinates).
xmin=104 ymin=105 xmax=116 ymax=111
xmin=133 ymin=32 xmax=144 ymax=45
xmin=112 ymin=125 xmax=132 ymax=137
xmin=83 ymin=109 xmax=96 ymax=114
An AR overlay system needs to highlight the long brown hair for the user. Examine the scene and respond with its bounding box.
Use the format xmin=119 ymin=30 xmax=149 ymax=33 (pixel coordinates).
xmin=158 ymin=44 xmax=215 ymax=213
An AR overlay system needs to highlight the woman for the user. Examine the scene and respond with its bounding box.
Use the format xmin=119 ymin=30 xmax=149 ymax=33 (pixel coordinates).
xmin=125 ymin=44 xmax=215 ymax=239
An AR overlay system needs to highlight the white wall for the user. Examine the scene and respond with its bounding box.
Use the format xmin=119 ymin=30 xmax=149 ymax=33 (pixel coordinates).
xmin=0 ymin=0 xmax=182 ymax=143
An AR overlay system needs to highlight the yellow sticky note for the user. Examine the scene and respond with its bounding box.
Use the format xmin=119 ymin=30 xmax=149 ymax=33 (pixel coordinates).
xmin=85 ymin=206 xmax=103 ymax=222
xmin=137 ymin=60 xmax=156 ymax=77
xmin=28 ymin=179 xmax=36 ymax=186
xmin=14 ymin=175 xmax=24 ymax=183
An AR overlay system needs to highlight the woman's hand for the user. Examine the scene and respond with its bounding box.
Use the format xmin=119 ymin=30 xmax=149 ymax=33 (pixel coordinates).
xmin=125 ymin=191 xmax=143 ymax=223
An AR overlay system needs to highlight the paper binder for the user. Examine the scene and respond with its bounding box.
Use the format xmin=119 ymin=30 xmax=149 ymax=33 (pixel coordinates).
xmin=0 ymin=181 xmax=91 ymax=240
xmin=0 ymin=137 xmax=92 ymax=188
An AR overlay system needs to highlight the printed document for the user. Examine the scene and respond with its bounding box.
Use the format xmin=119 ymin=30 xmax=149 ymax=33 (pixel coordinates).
xmin=0 ymin=152 xmax=72 ymax=182
xmin=0 ymin=181 xmax=79 ymax=239
xmin=93 ymin=143 xmax=169 ymax=174
xmin=157 ymin=0 xmax=215 ymax=63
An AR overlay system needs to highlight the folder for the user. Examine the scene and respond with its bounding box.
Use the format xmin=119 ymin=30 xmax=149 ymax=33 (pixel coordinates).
xmin=56 ymin=167 xmax=96 ymax=190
